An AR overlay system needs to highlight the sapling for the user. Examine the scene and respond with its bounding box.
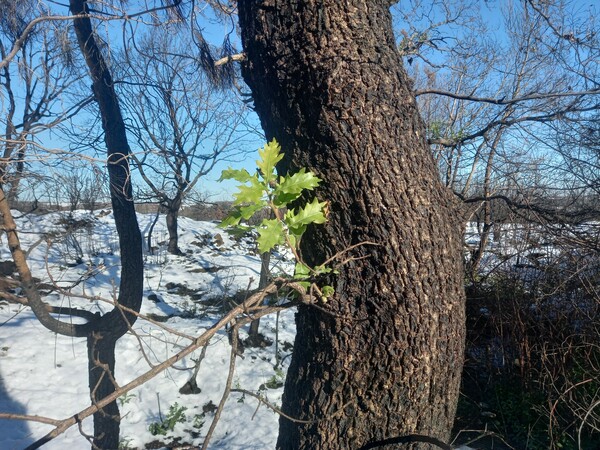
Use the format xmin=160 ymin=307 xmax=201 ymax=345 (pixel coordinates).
xmin=219 ymin=139 xmax=334 ymax=301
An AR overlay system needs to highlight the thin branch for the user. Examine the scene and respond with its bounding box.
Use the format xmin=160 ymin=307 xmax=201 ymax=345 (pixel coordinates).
xmin=201 ymin=324 xmax=239 ymax=450
xmin=415 ymin=87 xmax=600 ymax=106
xmin=0 ymin=15 xmax=82 ymax=70
xmin=0 ymin=413 xmax=62 ymax=427
xmin=230 ymin=389 xmax=315 ymax=424
xmin=0 ymin=186 xmax=90 ymax=337
xmin=22 ymin=281 xmax=288 ymax=449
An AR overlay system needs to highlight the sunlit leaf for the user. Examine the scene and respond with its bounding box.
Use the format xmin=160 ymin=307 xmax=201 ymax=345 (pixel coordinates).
xmin=218 ymin=167 xmax=253 ymax=183
xmin=321 ymin=285 xmax=335 ymax=299
xmin=273 ymin=168 xmax=321 ymax=206
xmin=294 ymin=262 xmax=311 ymax=279
xmin=233 ymin=176 xmax=264 ymax=205
xmin=256 ymin=139 xmax=284 ymax=184
xmin=239 ymin=201 xmax=267 ymax=220
xmin=257 ymin=218 xmax=284 ymax=253
xmin=285 ymin=197 xmax=328 ymax=234
xmin=219 ymin=208 xmax=243 ymax=228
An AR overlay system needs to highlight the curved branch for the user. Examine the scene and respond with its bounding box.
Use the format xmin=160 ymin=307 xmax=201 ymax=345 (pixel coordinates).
xmin=456 ymin=191 xmax=599 ymax=223
xmin=0 ymin=187 xmax=92 ymax=337
xmin=430 ymin=102 xmax=600 ymax=147
xmin=0 ymin=15 xmax=82 ymax=70
xmin=70 ymin=0 xmax=144 ymax=336
xmin=230 ymin=389 xmax=314 ymax=424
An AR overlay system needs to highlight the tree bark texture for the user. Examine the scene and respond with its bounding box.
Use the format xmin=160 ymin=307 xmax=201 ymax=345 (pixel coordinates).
xmin=238 ymin=1 xmax=466 ymax=449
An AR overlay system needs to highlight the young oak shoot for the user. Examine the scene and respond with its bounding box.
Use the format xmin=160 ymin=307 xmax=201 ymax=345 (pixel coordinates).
xmin=219 ymin=139 xmax=334 ymax=301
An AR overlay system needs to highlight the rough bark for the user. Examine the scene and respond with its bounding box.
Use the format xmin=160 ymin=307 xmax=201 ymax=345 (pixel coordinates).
xmin=237 ymin=1 xmax=466 ymax=449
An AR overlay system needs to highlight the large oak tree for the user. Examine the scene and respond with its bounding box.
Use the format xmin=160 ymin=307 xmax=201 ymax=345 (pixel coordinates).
xmin=237 ymin=1 xmax=466 ymax=448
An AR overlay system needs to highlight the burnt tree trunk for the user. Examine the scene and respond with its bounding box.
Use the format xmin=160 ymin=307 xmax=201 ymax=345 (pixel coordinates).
xmin=165 ymin=196 xmax=183 ymax=255
xmin=87 ymin=333 xmax=119 ymax=449
xmin=238 ymin=1 xmax=466 ymax=449
xmin=70 ymin=1 xmax=144 ymax=448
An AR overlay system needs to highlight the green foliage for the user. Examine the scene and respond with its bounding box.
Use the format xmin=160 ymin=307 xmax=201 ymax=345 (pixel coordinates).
xmin=220 ymin=139 xmax=334 ymax=301
xmin=192 ymin=414 xmax=205 ymax=429
xmin=118 ymin=392 xmax=136 ymax=407
xmin=148 ymin=402 xmax=188 ymax=436
xmin=259 ymin=367 xmax=285 ymax=391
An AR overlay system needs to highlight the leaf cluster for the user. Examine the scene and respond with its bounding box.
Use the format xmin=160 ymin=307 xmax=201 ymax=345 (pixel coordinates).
xmin=219 ymin=139 xmax=327 ymax=254
xmin=148 ymin=402 xmax=188 ymax=436
xmin=219 ymin=139 xmax=334 ymax=301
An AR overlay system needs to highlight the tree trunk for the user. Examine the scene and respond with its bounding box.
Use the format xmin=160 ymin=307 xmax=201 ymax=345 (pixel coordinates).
xmin=237 ymin=1 xmax=466 ymax=449
xmin=247 ymin=250 xmax=271 ymax=343
xmin=70 ymin=1 xmax=144 ymax=448
xmin=87 ymin=332 xmax=119 ymax=449
xmin=166 ymin=198 xmax=182 ymax=255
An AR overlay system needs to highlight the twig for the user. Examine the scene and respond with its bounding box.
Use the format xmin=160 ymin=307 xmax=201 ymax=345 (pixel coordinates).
xmin=201 ymin=324 xmax=240 ymax=450
xmin=213 ymin=53 xmax=246 ymax=67
xmin=22 ymin=281 xmax=286 ymax=449
xmin=230 ymin=389 xmax=315 ymax=424
xmin=578 ymin=399 xmax=600 ymax=448
xmin=0 ymin=413 xmax=61 ymax=426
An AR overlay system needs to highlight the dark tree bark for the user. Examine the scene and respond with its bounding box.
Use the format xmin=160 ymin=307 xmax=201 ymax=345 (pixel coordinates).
xmin=237 ymin=1 xmax=466 ymax=449
xmin=69 ymin=1 xmax=144 ymax=448
xmin=165 ymin=196 xmax=183 ymax=255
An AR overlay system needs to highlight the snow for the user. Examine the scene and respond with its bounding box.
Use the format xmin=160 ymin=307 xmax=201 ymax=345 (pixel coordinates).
xmin=0 ymin=210 xmax=296 ymax=449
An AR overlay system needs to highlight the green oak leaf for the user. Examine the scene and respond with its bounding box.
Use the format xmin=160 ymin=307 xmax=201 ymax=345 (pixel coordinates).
xmin=273 ymin=168 xmax=321 ymax=206
xmin=257 ymin=218 xmax=284 ymax=253
xmin=219 ymin=208 xmax=243 ymax=228
xmin=314 ymin=264 xmax=333 ymax=275
xmin=285 ymin=197 xmax=328 ymax=234
xmin=321 ymin=285 xmax=335 ymax=299
xmin=239 ymin=201 xmax=268 ymax=220
xmin=294 ymin=262 xmax=311 ymax=279
xmin=218 ymin=167 xmax=253 ymax=183
xmin=233 ymin=176 xmax=264 ymax=205
xmin=225 ymin=224 xmax=253 ymax=238
xmin=256 ymin=139 xmax=284 ymax=184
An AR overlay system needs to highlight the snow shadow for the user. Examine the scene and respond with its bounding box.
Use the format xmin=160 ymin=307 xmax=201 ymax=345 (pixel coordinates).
xmin=0 ymin=370 xmax=32 ymax=448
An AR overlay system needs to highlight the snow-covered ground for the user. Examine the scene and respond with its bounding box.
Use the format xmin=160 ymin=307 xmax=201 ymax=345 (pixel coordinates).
xmin=0 ymin=210 xmax=296 ymax=449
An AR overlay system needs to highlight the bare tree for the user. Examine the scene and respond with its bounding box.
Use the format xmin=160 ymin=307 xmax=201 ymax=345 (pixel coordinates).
xmin=395 ymin=0 xmax=600 ymax=277
xmin=116 ymin=28 xmax=250 ymax=254
xmin=0 ymin=3 xmax=89 ymax=203
xmin=0 ymin=0 xmax=146 ymax=447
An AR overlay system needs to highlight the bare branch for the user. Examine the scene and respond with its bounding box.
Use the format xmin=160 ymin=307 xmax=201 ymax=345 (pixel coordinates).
xmin=214 ymin=52 xmax=246 ymax=67
xmin=415 ymin=87 xmax=600 ymax=106
xmin=0 ymin=15 xmax=81 ymax=70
